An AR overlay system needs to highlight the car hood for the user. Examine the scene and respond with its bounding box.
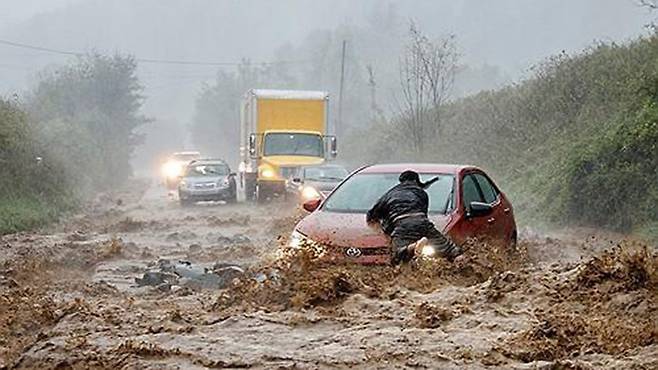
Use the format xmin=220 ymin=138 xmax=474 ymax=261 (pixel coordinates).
xmin=296 ymin=210 xmax=451 ymax=248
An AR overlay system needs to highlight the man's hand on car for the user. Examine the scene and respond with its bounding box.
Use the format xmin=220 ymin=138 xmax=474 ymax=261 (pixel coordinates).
xmin=409 ymin=237 xmax=428 ymax=257
xmin=367 ymin=220 xmax=380 ymax=231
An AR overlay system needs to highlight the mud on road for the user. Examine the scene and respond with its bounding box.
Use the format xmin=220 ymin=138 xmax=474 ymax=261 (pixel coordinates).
xmin=0 ymin=180 xmax=656 ymax=369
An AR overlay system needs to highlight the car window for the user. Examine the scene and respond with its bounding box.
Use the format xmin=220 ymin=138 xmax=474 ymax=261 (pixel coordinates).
xmin=473 ymin=173 xmax=498 ymax=204
xmin=184 ymin=164 xmax=228 ymax=177
xmin=323 ymin=173 xmax=455 ymax=214
xmin=423 ymin=174 xmax=455 ymax=213
xmin=462 ymin=174 xmax=483 ymax=208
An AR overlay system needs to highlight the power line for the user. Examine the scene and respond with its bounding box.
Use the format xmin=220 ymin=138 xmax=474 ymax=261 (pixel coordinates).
xmin=0 ymin=38 xmax=312 ymax=67
xmin=0 ymin=39 xmax=81 ymax=57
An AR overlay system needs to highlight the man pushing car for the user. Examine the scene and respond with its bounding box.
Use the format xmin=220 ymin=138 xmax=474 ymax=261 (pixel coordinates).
xmin=366 ymin=170 xmax=463 ymax=264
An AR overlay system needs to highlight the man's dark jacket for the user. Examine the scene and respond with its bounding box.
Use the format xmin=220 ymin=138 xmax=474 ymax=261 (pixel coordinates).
xmin=367 ymin=181 xmax=462 ymax=263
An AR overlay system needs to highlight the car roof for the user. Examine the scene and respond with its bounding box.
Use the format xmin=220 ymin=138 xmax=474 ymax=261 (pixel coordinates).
xmin=358 ymin=163 xmax=479 ymax=175
xmin=187 ymin=159 xmax=229 ymax=166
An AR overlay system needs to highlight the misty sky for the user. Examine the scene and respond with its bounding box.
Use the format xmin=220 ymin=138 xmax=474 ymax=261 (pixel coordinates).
xmin=0 ymin=0 xmax=77 ymax=25
xmin=1 ymin=0 xmax=654 ymax=126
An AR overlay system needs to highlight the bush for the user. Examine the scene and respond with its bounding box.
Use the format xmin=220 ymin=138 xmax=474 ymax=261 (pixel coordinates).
xmin=0 ymin=196 xmax=71 ymax=235
xmin=562 ymin=101 xmax=658 ymax=231
xmin=0 ymin=53 xmax=148 ymax=235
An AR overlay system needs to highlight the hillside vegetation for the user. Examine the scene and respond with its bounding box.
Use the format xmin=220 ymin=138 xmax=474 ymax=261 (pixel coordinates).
xmin=360 ymin=34 xmax=658 ymax=239
xmin=0 ymin=54 xmax=148 ymax=234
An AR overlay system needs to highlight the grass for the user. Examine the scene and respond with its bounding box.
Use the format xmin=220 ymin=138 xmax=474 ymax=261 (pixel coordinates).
xmin=0 ymin=195 xmax=73 ymax=235
xmin=635 ymin=222 xmax=658 ymax=246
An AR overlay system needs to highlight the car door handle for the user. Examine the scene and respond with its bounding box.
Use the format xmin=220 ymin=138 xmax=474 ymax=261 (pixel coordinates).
xmin=503 ymin=208 xmax=510 ymax=214
xmin=487 ymin=217 xmax=496 ymax=224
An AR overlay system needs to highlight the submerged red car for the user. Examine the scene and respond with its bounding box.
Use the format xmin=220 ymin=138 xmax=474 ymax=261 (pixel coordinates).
xmin=290 ymin=163 xmax=517 ymax=264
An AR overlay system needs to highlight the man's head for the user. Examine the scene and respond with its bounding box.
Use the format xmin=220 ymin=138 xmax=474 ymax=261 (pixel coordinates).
xmin=399 ymin=170 xmax=439 ymax=189
xmin=399 ymin=170 xmax=421 ymax=185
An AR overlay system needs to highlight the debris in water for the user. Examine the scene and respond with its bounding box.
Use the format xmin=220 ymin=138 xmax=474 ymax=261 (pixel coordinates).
xmin=415 ymin=301 xmax=453 ymax=328
xmin=135 ymin=259 xmax=245 ymax=290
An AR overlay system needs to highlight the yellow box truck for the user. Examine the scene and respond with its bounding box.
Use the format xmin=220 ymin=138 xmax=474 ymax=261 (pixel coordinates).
xmin=239 ymin=89 xmax=337 ymax=202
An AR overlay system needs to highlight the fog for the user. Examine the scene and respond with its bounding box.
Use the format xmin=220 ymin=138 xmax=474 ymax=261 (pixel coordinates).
xmin=0 ymin=0 xmax=653 ymax=172
xmin=2 ymin=3 xmax=658 ymax=366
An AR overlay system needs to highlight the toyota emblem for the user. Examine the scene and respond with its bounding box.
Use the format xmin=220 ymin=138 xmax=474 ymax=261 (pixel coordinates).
xmin=345 ymin=247 xmax=362 ymax=258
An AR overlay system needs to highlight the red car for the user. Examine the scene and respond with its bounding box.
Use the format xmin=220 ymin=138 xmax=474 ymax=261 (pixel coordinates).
xmin=290 ymin=163 xmax=517 ymax=264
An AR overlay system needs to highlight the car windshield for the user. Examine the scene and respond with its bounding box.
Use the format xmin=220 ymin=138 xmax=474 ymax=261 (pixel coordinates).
xmin=323 ymin=173 xmax=455 ymax=214
xmin=304 ymin=166 xmax=348 ymax=181
xmin=184 ymin=164 xmax=228 ymax=177
xmin=263 ymin=133 xmax=323 ymax=157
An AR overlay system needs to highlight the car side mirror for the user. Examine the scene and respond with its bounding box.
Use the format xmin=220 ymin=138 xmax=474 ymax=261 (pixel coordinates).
xmin=468 ymin=201 xmax=493 ymax=218
xmin=324 ymin=135 xmax=337 ymax=159
xmin=303 ymin=198 xmax=321 ymax=212
xmin=329 ymin=136 xmax=337 ymax=159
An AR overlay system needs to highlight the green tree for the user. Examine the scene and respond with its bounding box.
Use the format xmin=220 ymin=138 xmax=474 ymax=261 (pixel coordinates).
xmin=28 ymin=53 xmax=149 ymax=191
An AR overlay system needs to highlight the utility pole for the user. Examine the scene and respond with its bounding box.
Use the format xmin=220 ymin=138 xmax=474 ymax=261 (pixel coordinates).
xmin=337 ymin=40 xmax=346 ymax=138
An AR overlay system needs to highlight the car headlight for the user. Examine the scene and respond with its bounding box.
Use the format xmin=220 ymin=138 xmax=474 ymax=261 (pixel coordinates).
xmin=163 ymin=161 xmax=182 ymax=179
xmin=420 ymin=244 xmax=437 ymax=258
xmin=286 ymin=230 xmax=327 ymax=259
xmin=301 ymin=186 xmax=321 ymax=200
xmin=217 ymin=178 xmax=230 ymax=188
xmin=288 ymin=230 xmax=308 ymax=248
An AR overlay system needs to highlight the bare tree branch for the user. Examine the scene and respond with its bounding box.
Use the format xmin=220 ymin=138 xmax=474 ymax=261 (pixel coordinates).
xmin=396 ymin=21 xmax=459 ymax=158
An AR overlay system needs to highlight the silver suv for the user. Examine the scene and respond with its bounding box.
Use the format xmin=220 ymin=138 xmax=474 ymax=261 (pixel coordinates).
xmin=178 ymin=159 xmax=237 ymax=205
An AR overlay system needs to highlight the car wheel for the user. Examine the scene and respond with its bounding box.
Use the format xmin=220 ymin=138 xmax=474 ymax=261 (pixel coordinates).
xmin=245 ymin=179 xmax=256 ymax=202
xmin=255 ymin=184 xmax=266 ymax=203
xmin=228 ymin=181 xmax=237 ymax=203
xmin=509 ymin=232 xmax=518 ymax=251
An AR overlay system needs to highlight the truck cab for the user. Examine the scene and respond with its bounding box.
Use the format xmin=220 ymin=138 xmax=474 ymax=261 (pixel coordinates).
xmin=239 ymin=90 xmax=337 ymax=202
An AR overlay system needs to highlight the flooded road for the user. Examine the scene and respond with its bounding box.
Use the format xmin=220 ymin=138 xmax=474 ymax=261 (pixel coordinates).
xmin=0 ymin=180 xmax=656 ymax=369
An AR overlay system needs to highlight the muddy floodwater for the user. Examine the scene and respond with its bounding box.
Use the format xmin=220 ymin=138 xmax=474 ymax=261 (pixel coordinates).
xmin=1 ymin=180 xmax=656 ymax=369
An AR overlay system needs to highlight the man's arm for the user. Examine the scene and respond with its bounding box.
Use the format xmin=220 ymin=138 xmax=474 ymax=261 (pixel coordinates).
xmin=366 ymin=194 xmax=387 ymax=224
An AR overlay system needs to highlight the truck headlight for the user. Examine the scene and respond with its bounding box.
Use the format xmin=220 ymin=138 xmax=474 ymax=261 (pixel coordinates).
xmin=260 ymin=168 xmax=276 ymax=179
xmin=301 ymin=186 xmax=321 ymax=200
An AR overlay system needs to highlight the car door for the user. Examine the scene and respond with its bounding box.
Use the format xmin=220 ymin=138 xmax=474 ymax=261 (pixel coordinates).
xmin=451 ymin=173 xmax=490 ymax=244
xmin=472 ymin=172 xmax=507 ymax=245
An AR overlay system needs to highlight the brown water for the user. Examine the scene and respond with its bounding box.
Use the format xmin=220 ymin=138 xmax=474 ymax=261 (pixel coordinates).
xmin=0 ymin=180 xmax=655 ymax=369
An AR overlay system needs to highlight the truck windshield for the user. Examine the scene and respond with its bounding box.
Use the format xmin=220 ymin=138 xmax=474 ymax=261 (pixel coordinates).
xmin=263 ymin=133 xmax=323 ymax=157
